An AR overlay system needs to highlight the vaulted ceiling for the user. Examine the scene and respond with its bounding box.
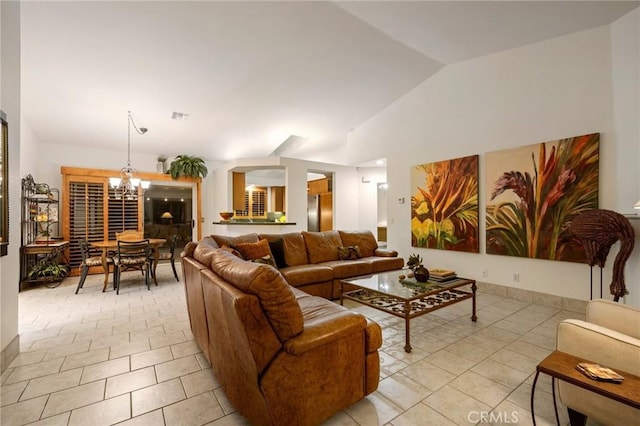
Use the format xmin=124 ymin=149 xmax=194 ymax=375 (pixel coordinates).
xmin=20 ymin=1 xmax=639 ymax=164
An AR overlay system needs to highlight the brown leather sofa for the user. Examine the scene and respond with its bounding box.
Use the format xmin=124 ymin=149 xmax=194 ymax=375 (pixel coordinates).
xmin=181 ymin=240 xmax=383 ymax=426
xmin=211 ymin=229 xmax=404 ymax=299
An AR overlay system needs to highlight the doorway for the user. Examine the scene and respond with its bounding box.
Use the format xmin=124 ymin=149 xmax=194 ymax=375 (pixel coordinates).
xmin=307 ymin=171 xmax=333 ymax=231
xmin=143 ymin=182 xmax=194 ymax=253
xmin=377 ymin=183 xmax=388 ymax=247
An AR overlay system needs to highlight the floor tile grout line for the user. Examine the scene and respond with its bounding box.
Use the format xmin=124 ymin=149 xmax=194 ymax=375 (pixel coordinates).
xmin=6 ymin=267 xmax=583 ymax=426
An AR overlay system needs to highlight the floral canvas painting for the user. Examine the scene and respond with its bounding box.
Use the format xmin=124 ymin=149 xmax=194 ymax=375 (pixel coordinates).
xmin=411 ymin=155 xmax=479 ymax=252
xmin=486 ymin=133 xmax=599 ymax=262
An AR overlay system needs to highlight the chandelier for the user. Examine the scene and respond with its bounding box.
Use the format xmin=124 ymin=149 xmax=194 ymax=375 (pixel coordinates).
xmin=109 ymin=111 xmax=150 ymax=200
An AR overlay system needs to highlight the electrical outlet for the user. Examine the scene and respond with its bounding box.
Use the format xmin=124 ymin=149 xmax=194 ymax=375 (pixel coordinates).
xmin=513 ymin=273 xmax=520 ymax=282
xmin=481 ymin=269 xmax=488 ymax=278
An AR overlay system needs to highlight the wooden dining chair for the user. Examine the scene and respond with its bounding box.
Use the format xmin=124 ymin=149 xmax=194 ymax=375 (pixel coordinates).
xmin=115 ymin=230 xmax=144 ymax=241
xmin=76 ymin=239 xmax=113 ymax=294
xmin=157 ymin=234 xmax=179 ymax=282
xmin=114 ymin=239 xmax=152 ymax=294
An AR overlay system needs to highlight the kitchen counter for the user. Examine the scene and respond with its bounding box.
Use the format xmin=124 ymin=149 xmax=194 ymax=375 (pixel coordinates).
xmin=212 ymin=221 xmax=297 ymax=225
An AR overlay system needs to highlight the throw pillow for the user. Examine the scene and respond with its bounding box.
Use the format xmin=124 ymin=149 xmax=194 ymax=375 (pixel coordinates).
xmin=338 ymin=245 xmax=362 ymax=260
xmin=220 ymin=245 xmax=242 ymax=258
xmin=235 ymin=239 xmax=273 ymax=261
xmin=252 ymin=255 xmax=277 ymax=268
xmin=267 ymin=238 xmax=287 ymax=269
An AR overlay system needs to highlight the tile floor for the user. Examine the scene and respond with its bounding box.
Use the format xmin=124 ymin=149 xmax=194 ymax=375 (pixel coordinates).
xmin=1 ymin=264 xmax=594 ymax=425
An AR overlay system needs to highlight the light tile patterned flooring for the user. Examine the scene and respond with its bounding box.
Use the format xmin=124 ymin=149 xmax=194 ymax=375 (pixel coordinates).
xmin=1 ymin=264 xmax=590 ymax=425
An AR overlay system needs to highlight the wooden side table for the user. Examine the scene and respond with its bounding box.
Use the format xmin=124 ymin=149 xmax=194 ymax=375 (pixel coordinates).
xmin=531 ymin=350 xmax=640 ymax=426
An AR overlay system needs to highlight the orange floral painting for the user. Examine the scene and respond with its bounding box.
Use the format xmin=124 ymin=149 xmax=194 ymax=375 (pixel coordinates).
xmin=411 ymin=155 xmax=479 ymax=252
xmin=486 ymin=133 xmax=599 ymax=262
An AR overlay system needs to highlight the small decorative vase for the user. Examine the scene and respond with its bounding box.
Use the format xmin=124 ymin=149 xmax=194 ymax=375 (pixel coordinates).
xmin=156 ymin=161 xmax=166 ymax=174
xmin=414 ymin=266 xmax=430 ymax=282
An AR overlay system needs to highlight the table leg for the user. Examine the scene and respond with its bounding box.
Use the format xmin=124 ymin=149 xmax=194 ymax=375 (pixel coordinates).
xmin=152 ymin=249 xmax=159 ymax=286
xmin=471 ymin=281 xmax=478 ymax=322
xmin=101 ymin=248 xmax=109 ymax=292
xmin=339 ymin=281 xmax=344 ymax=306
xmin=404 ymin=301 xmax=412 ymax=353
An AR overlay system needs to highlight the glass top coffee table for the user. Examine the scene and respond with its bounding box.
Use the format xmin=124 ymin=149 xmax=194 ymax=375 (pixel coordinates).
xmin=340 ymin=270 xmax=477 ymax=353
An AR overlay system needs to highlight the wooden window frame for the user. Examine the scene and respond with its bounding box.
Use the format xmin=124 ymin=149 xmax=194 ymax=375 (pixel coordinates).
xmin=61 ymin=167 xmax=202 ymax=272
xmin=236 ymin=186 xmax=267 ymax=218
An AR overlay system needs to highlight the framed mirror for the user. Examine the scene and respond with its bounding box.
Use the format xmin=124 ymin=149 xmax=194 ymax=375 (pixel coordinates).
xmin=0 ymin=110 xmax=8 ymax=256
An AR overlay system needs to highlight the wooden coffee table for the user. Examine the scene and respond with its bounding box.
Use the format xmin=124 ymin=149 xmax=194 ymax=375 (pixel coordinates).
xmin=340 ymin=270 xmax=476 ymax=353
xmin=531 ymin=350 xmax=640 ymax=426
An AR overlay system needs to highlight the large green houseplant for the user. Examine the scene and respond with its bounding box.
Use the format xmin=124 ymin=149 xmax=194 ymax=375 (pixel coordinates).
xmin=27 ymin=259 xmax=69 ymax=282
xmin=167 ymin=155 xmax=208 ymax=179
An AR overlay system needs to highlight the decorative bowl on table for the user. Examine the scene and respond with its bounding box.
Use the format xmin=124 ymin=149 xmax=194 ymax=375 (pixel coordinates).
xmin=219 ymin=212 xmax=234 ymax=221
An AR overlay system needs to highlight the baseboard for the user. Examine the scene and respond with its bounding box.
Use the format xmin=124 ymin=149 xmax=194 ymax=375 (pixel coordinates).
xmin=476 ymin=281 xmax=587 ymax=314
xmin=1 ymin=334 xmax=20 ymax=375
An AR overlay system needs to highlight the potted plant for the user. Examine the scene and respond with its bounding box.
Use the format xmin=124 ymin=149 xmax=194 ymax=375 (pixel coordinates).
xmin=27 ymin=259 xmax=69 ymax=283
xmin=167 ymin=155 xmax=208 ymax=179
xmin=406 ymin=253 xmax=423 ymax=271
xmin=406 ymin=253 xmax=429 ymax=282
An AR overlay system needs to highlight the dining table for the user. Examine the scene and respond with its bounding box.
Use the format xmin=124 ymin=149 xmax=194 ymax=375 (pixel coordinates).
xmin=91 ymin=238 xmax=167 ymax=292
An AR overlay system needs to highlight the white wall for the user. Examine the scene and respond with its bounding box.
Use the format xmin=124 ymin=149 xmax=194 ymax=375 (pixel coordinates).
xmin=611 ymin=9 xmax=640 ymax=307
xmin=611 ymin=9 xmax=640 ymax=212
xmin=1 ymin=0 xmax=22 ymax=365
xmin=33 ymin=142 xmax=174 ymax=190
xmin=348 ymin=20 xmax=640 ymax=306
xmin=357 ymin=167 xmax=386 ymax=236
xmin=208 ymin=157 xmax=360 ymax=237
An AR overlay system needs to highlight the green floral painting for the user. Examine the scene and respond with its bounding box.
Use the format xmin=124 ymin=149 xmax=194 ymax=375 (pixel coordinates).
xmin=411 ymin=155 xmax=479 ymax=252
xmin=486 ymin=133 xmax=599 ymax=262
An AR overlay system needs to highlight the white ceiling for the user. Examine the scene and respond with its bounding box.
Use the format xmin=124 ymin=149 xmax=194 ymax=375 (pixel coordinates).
xmin=20 ymin=1 xmax=638 ymax=166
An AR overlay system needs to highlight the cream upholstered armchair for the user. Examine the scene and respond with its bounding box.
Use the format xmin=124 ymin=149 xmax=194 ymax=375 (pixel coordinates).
xmin=556 ymin=299 xmax=640 ymax=425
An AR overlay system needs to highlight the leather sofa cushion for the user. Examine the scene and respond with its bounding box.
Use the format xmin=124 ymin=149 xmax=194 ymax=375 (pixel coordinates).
xmin=338 ymin=230 xmax=378 ymax=258
xmin=261 ymin=232 xmax=308 ymax=266
xmin=181 ymin=241 xmax=198 ymax=258
xmin=303 ymin=231 xmax=343 ymax=264
xmin=364 ymin=256 xmax=405 ymax=273
xmin=193 ymin=242 xmax=218 ymax=265
xmin=199 ymin=236 xmax=220 ymax=249
xmin=280 ymin=264 xmax=333 ymax=286
xmin=291 ymin=286 xmax=314 ymax=301
xmin=210 ymin=249 xmax=303 ymax=341
xmin=286 ymin=296 xmax=367 ymax=355
xmin=212 ymin=233 xmax=259 ymax=248
xmin=320 ymin=260 xmax=372 ymax=278
xmin=374 ymin=248 xmax=399 ymax=257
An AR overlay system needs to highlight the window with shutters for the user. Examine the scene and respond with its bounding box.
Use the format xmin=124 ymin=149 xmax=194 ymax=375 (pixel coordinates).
xmin=67 ymin=180 xmax=108 ymax=271
xmin=61 ymin=166 xmax=203 ymax=276
xmin=251 ymin=189 xmax=266 ymax=217
xmin=107 ymin=187 xmax=139 ymax=240
xmin=63 ymin=176 xmax=142 ymax=274
xmin=236 ymin=187 xmax=266 ymax=217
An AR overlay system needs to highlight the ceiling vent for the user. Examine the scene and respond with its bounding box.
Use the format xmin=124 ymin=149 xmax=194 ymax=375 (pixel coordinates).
xmin=171 ymin=112 xmax=190 ymax=121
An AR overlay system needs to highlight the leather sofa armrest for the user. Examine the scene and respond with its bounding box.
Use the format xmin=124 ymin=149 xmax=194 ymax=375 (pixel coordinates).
xmin=284 ymin=312 xmax=366 ymax=356
xmin=557 ymin=319 xmax=640 ymax=375
xmin=374 ymin=248 xmax=398 ymax=257
xmin=365 ymin=319 xmax=382 ymax=353
xmin=587 ymin=299 xmax=640 ymax=339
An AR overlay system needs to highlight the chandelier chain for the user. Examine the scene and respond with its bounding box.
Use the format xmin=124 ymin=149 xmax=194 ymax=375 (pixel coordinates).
xmin=110 ymin=111 xmax=150 ymax=200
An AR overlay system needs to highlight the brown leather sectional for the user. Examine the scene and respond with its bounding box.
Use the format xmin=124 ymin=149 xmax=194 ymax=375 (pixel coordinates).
xmin=212 ymin=229 xmax=404 ymax=299
xmin=180 ymin=230 xmax=403 ymax=425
